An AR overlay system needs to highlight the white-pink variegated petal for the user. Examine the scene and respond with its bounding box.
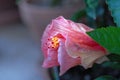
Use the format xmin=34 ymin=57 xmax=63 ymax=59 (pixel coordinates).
xmin=58 ymin=39 xmax=80 ymax=75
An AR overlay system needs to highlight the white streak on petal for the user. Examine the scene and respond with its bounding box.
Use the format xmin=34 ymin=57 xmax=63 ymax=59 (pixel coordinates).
xmin=95 ymin=56 xmax=109 ymax=64
xmin=79 ymin=51 xmax=105 ymax=69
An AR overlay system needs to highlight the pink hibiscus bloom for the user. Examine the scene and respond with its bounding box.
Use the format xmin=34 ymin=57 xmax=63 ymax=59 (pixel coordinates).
xmin=41 ymin=16 xmax=108 ymax=75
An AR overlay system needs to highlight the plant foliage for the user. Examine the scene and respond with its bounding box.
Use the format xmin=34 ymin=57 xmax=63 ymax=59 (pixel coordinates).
xmin=95 ymin=75 xmax=117 ymax=80
xmin=106 ymin=0 xmax=120 ymax=27
xmin=87 ymin=27 xmax=120 ymax=55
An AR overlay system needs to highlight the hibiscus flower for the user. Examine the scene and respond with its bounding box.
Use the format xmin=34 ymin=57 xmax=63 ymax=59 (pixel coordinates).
xmin=41 ymin=16 xmax=108 ymax=75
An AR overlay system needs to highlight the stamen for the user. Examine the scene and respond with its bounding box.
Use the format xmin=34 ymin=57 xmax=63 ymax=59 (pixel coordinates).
xmin=51 ymin=36 xmax=59 ymax=48
xmin=47 ymin=36 xmax=59 ymax=49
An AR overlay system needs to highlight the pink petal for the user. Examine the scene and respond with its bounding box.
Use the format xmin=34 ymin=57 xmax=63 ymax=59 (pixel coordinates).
xmin=58 ymin=39 xmax=80 ymax=75
xmin=95 ymin=56 xmax=109 ymax=64
xmin=42 ymin=34 xmax=65 ymax=68
xmin=67 ymin=20 xmax=93 ymax=32
xmin=41 ymin=16 xmax=108 ymax=74
xmin=65 ymin=32 xmax=107 ymax=69
xmin=76 ymin=23 xmax=93 ymax=32
xmin=42 ymin=49 xmax=59 ymax=68
xmin=65 ymin=29 xmax=107 ymax=57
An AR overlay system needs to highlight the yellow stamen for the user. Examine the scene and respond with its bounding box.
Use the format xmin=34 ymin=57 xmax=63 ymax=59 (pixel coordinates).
xmin=51 ymin=36 xmax=59 ymax=48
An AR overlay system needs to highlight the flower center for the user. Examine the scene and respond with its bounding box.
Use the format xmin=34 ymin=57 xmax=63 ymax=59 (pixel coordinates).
xmin=47 ymin=36 xmax=59 ymax=49
xmin=51 ymin=36 xmax=59 ymax=48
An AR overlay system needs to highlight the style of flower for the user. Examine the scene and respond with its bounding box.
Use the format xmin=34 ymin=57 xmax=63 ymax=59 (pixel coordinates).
xmin=41 ymin=16 xmax=108 ymax=75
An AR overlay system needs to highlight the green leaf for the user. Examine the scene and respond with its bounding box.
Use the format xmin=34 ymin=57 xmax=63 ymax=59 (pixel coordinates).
xmin=102 ymin=61 xmax=120 ymax=69
xmin=85 ymin=0 xmax=102 ymax=19
xmin=86 ymin=6 xmax=104 ymax=20
xmin=84 ymin=0 xmax=104 ymax=28
xmin=86 ymin=8 xmax=96 ymax=19
xmin=85 ymin=0 xmax=99 ymax=9
xmin=102 ymin=54 xmax=120 ymax=69
xmin=71 ymin=10 xmax=86 ymax=22
xmin=87 ymin=27 xmax=120 ymax=55
xmin=95 ymin=75 xmax=117 ymax=80
xmin=107 ymin=54 xmax=120 ymax=62
xmin=106 ymin=0 xmax=120 ymax=27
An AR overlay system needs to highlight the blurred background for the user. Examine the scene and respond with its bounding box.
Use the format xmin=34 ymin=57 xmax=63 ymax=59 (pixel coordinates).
xmin=0 ymin=0 xmax=120 ymax=80
xmin=0 ymin=0 xmax=84 ymax=80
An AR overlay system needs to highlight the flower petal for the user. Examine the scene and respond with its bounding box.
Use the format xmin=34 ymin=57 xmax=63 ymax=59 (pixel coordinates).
xmin=80 ymin=51 xmax=106 ymax=69
xmin=68 ymin=21 xmax=93 ymax=32
xmin=95 ymin=56 xmax=109 ymax=64
xmin=58 ymin=39 xmax=80 ymax=75
xmin=65 ymin=32 xmax=107 ymax=69
xmin=42 ymin=49 xmax=59 ymax=68
xmin=41 ymin=16 xmax=108 ymax=74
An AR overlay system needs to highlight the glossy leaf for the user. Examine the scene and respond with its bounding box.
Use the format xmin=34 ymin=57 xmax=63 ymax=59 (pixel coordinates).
xmin=107 ymin=54 xmax=120 ymax=62
xmin=86 ymin=8 xmax=96 ymax=19
xmin=102 ymin=61 xmax=120 ymax=69
xmin=87 ymin=27 xmax=120 ymax=55
xmin=85 ymin=0 xmax=101 ymax=19
xmin=106 ymin=0 xmax=120 ymax=27
xmin=85 ymin=0 xmax=99 ymax=9
xmin=95 ymin=75 xmax=117 ymax=80
xmin=71 ymin=10 xmax=86 ymax=22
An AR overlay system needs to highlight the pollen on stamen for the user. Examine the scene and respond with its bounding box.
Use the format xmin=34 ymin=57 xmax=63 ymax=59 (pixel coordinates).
xmin=46 ymin=36 xmax=59 ymax=49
